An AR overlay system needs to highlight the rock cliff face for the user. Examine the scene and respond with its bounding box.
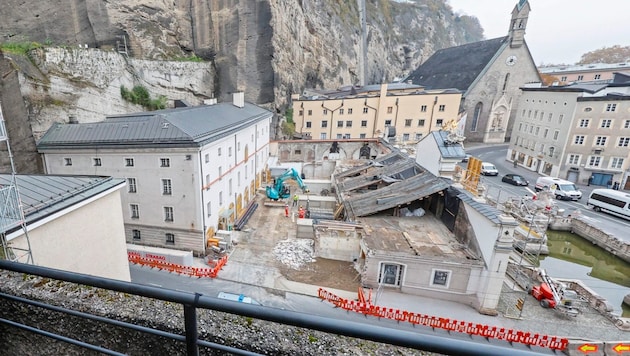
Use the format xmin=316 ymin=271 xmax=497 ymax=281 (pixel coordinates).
xmin=0 ymin=0 xmax=482 ymax=172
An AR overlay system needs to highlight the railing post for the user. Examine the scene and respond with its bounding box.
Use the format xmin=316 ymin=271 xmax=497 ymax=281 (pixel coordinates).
xmin=184 ymin=293 xmax=201 ymax=356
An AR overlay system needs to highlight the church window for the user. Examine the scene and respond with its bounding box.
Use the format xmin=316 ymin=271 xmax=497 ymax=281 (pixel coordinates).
xmin=502 ymin=73 xmax=510 ymax=92
xmin=471 ymin=102 xmax=482 ymax=132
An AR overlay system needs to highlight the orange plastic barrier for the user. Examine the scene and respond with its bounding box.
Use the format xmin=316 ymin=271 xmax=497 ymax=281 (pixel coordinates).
xmin=316 ymin=288 xmax=569 ymax=351
xmin=128 ymin=253 xmax=227 ymax=279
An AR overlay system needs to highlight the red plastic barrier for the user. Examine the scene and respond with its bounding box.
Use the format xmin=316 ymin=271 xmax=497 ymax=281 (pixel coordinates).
xmin=128 ymin=252 xmax=226 ymax=279
xmin=316 ymin=288 xmax=569 ymax=351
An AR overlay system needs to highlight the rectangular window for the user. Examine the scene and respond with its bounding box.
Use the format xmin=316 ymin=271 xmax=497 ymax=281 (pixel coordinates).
xmin=347 ymin=108 xmax=353 ymax=114
xmin=361 ymin=120 xmax=367 ymax=127
xmin=544 ymin=129 xmax=548 ymax=138
xmin=567 ymin=154 xmax=580 ymax=165
xmin=387 ymin=107 xmax=393 ymax=114
xmin=229 ymin=178 xmax=233 ymax=195
xmin=321 ymin=120 xmax=328 ymax=128
xmin=431 ymin=269 xmax=451 ymax=287
xmin=535 ymin=127 xmax=540 ymax=135
xmin=218 ymin=166 xmax=222 ymax=179
xmin=611 ymin=157 xmax=624 ymax=169
xmin=93 ymin=158 xmax=102 ymax=166
xmin=415 ymin=133 xmax=422 ymax=140
xmin=558 ymin=114 xmax=564 ymax=124
xmin=205 ymin=174 xmax=210 ymax=187
xmin=165 ymin=233 xmax=175 ymax=245
xmin=438 ymin=104 xmax=445 ymax=112
xmin=125 ymin=158 xmax=134 ymax=167
xmin=323 ymin=109 xmax=328 ymax=115
xmin=320 ymin=133 xmax=327 ymax=139
xmin=339 ymin=108 xmax=344 ymax=115
xmin=420 ymin=105 xmax=427 ymax=112
xmin=548 ymin=113 xmax=553 ymax=121
xmin=573 ymin=135 xmax=585 ymax=145
xmin=337 ymin=120 xmax=343 ymax=128
xmin=205 ymin=154 xmax=210 ymax=163
xmin=219 ymin=191 xmax=223 ymax=205
xmin=561 ymin=76 xmax=567 ymax=81
xmin=298 ymin=110 xmax=303 ymax=116
xmin=64 ymin=158 xmax=72 ymax=166
xmin=359 ymin=133 xmax=366 ymax=139
xmin=384 ymin=120 xmax=392 ymax=126
xmin=436 ymin=119 xmax=443 ymax=127
xmin=307 ymin=110 xmax=312 ymax=116
xmin=405 ymin=119 xmax=412 ymax=127
xmin=601 ymin=119 xmax=612 ymax=128
xmin=595 ymin=136 xmax=607 ymax=146
xmin=162 ymin=179 xmax=172 ymax=195
xmin=343 ymin=133 xmax=351 ymax=139
xmin=579 ymin=119 xmax=589 ymax=128
xmin=553 ymin=130 xmax=559 ymax=140
xmin=618 ymin=137 xmax=630 ymax=147
xmin=594 ymin=74 xmax=601 ymax=80
xmin=588 ymin=156 xmax=602 ymax=167
xmin=346 ymin=120 xmax=352 ymax=127
xmin=362 ymin=108 xmax=368 ymax=114
xmin=606 ymin=103 xmax=617 ymax=112
xmin=305 ymin=121 xmax=312 ymax=128
xmin=237 ymin=172 xmax=241 ymax=187
xmin=132 ymin=230 xmax=141 ymax=240
xmin=128 ymin=178 xmax=137 ymax=193
xmin=403 ymin=133 xmax=410 ymax=141
xmin=336 ymin=134 xmax=343 ymax=139
xmin=206 ymin=201 xmax=212 ymax=217
xmin=228 ymin=147 xmax=232 ymax=157
xmin=218 ymin=147 xmax=222 ymax=156
xmin=130 ymin=204 xmax=139 ymax=219
xmin=418 ymin=119 xmax=425 ymax=127
xmin=625 ymin=120 xmax=630 ymax=128
xmin=160 ymin=158 xmax=170 ymax=167
xmin=164 ymin=207 xmax=174 ymax=222
xmin=577 ymin=75 xmax=584 ymax=81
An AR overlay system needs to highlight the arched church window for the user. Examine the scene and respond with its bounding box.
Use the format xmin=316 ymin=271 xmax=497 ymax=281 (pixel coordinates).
xmin=471 ymin=102 xmax=482 ymax=132
xmin=502 ymin=73 xmax=510 ymax=92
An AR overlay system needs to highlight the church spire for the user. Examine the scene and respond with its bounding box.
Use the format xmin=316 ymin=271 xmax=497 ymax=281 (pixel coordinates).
xmin=508 ymin=0 xmax=530 ymax=48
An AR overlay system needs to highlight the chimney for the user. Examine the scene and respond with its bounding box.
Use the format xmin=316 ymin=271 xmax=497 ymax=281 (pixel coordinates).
xmin=232 ymin=92 xmax=245 ymax=108
xmin=68 ymin=116 xmax=78 ymax=124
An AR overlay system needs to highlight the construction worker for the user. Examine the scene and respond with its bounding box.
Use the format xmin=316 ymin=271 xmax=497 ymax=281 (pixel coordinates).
xmin=292 ymin=193 xmax=299 ymax=207
xmin=298 ymin=206 xmax=305 ymax=219
xmin=284 ymin=203 xmax=289 ymax=217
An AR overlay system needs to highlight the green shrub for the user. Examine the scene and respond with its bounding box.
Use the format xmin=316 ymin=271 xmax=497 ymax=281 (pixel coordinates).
xmin=120 ymin=85 xmax=166 ymax=111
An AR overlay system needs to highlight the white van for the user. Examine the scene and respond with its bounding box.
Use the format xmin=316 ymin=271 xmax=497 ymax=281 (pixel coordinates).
xmin=480 ymin=162 xmax=498 ymax=176
xmin=535 ymin=177 xmax=582 ymax=201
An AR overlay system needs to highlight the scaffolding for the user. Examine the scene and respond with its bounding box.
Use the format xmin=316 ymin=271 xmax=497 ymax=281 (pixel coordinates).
xmin=0 ymin=101 xmax=33 ymax=264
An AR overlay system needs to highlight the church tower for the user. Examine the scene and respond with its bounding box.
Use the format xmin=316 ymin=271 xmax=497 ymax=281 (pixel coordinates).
xmin=508 ymin=0 xmax=530 ymax=48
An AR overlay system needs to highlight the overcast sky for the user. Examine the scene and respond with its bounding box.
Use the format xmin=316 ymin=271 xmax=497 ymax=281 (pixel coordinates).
xmin=447 ymin=0 xmax=630 ymax=65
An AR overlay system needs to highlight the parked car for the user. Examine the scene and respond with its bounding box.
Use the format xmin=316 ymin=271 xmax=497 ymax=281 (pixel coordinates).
xmin=502 ymin=174 xmax=529 ymax=186
xmin=461 ymin=154 xmax=472 ymax=162
xmin=480 ymin=162 xmax=498 ymax=176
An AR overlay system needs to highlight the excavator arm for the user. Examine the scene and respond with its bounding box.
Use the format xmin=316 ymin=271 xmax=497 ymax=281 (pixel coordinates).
xmin=266 ymin=168 xmax=307 ymax=200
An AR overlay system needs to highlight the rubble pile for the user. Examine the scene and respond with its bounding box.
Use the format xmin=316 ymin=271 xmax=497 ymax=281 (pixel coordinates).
xmin=273 ymin=238 xmax=316 ymax=270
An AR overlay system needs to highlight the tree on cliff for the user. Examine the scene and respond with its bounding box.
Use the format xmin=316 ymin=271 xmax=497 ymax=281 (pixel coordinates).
xmin=577 ymin=45 xmax=630 ymax=64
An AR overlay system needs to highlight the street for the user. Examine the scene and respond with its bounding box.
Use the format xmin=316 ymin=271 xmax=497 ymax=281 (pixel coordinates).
xmin=465 ymin=144 xmax=630 ymax=242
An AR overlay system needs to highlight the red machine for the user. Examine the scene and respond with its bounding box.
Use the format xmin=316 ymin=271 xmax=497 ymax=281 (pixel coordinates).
xmin=529 ymin=269 xmax=579 ymax=317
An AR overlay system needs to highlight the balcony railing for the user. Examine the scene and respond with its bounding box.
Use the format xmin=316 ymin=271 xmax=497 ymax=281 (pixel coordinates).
xmin=0 ymin=260 xmax=544 ymax=356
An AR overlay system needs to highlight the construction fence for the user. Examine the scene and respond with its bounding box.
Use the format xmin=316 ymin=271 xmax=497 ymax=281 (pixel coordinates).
xmin=128 ymin=253 xmax=228 ymax=278
xmin=317 ymin=288 xmax=568 ymax=351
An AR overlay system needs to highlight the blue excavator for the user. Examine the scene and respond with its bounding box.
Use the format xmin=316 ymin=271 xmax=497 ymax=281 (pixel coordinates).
xmin=266 ymin=168 xmax=308 ymax=200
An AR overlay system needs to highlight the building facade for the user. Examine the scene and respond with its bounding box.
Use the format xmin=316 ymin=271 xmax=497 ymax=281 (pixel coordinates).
xmin=2 ymin=175 xmax=131 ymax=281
xmin=508 ymin=80 xmax=630 ymax=188
xmin=405 ymin=0 xmax=541 ymax=143
xmin=37 ymin=94 xmax=272 ymax=255
xmin=291 ymin=83 xmax=462 ymax=144
xmin=539 ymin=62 xmax=630 ymax=85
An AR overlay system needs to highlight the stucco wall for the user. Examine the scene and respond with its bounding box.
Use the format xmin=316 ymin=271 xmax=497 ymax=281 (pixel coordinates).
xmin=9 ymin=186 xmax=130 ymax=281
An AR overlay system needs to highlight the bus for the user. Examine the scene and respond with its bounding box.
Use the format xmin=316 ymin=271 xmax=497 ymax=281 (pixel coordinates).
xmin=586 ymin=188 xmax=630 ymax=220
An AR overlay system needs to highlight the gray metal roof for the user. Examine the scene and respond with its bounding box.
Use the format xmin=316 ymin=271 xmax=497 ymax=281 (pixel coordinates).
xmin=405 ymin=37 xmax=509 ymax=91
xmin=0 ymin=174 xmax=125 ymax=234
xmin=431 ymin=131 xmax=466 ymax=159
xmin=37 ymin=102 xmax=272 ymax=150
xmin=456 ymin=191 xmax=502 ymax=224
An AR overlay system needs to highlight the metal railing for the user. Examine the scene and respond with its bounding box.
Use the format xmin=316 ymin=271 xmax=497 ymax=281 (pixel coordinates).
xmin=0 ymin=260 xmax=547 ymax=356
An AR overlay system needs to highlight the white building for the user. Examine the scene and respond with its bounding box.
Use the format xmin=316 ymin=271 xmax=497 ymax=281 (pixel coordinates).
xmin=508 ymin=77 xmax=630 ymax=188
xmin=415 ymin=130 xmax=466 ymax=180
xmin=37 ymin=94 xmax=273 ymax=255
xmin=1 ymin=174 xmax=131 ymax=281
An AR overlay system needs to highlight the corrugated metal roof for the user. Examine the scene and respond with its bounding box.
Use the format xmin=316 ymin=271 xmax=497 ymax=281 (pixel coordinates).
xmin=456 ymin=191 xmax=502 ymax=224
xmin=0 ymin=174 xmax=125 ymax=234
xmin=37 ymin=102 xmax=272 ymax=149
